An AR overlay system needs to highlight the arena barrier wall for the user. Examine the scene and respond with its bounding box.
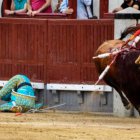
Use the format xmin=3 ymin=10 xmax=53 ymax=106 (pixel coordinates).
xmin=0 ymin=18 xmax=114 ymax=112
xmin=0 ymin=18 xmax=114 ymax=83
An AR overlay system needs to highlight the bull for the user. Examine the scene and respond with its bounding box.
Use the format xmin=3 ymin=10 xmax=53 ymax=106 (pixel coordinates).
xmin=94 ymin=26 xmax=140 ymax=114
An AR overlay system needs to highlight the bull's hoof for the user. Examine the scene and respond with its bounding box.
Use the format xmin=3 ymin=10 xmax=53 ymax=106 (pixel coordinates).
xmin=124 ymin=103 xmax=132 ymax=110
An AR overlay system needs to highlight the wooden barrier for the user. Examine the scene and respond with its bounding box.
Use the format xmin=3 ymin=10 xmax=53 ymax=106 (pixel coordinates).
xmin=4 ymin=13 xmax=68 ymax=19
xmin=0 ymin=18 xmax=114 ymax=84
xmin=103 ymin=13 xmax=115 ymax=19
xmin=100 ymin=0 xmax=109 ymax=18
xmin=46 ymin=19 xmax=114 ymax=83
xmin=0 ymin=18 xmax=48 ymax=82
xmin=2 ymin=0 xmax=11 ymax=11
xmin=69 ymin=0 xmax=77 ymax=18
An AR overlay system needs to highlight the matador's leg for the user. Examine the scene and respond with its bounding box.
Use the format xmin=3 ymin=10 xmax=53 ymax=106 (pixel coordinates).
xmin=0 ymin=75 xmax=20 ymax=99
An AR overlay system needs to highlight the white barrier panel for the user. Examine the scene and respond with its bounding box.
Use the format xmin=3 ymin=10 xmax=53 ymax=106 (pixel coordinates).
xmin=47 ymin=83 xmax=112 ymax=92
xmin=0 ymin=80 xmax=44 ymax=89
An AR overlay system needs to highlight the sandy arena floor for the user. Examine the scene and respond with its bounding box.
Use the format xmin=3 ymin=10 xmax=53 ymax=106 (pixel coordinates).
xmin=0 ymin=111 xmax=140 ymax=140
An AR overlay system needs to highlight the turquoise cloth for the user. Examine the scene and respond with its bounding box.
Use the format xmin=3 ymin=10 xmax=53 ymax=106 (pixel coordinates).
xmin=1 ymin=93 xmax=11 ymax=101
xmin=14 ymin=0 xmax=27 ymax=10
xmin=0 ymin=102 xmax=13 ymax=111
xmin=0 ymin=74 xmax=40 ymax=112
xmin=0 ymin=74 xmax=35 ymax=100
xmin=13 ymin=74 xmax=34 ymax=96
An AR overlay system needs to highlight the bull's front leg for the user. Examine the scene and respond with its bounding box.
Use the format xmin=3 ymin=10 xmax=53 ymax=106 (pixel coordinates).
xmin=105 ymin=80 xmax=132 ymax=110
xmin=134 ymin=105 xmax=140 ymax=115
xmin=119 ymin=92 xmax=132 ymax=110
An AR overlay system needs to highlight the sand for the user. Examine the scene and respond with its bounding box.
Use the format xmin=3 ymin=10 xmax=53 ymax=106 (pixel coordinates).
xmin=0 ymin=111 xmax=140 ymax=140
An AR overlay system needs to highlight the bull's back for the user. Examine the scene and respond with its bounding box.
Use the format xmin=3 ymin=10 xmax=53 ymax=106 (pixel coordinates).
xmin=94 ymin=39 xmax=124 ymax=76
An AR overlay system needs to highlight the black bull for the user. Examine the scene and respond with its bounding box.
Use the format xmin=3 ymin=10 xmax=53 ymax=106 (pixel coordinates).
xmin=94 ymin=39 xmax=140 ymax=114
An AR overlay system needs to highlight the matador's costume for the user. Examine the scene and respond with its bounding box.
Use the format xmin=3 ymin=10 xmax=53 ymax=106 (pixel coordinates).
xmin=0 ymin=74 xmax=42 ymax=113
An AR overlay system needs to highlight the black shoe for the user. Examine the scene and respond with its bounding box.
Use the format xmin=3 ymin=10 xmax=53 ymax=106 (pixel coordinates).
xmin=89 ymin=15 xmax=98 ymax=19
